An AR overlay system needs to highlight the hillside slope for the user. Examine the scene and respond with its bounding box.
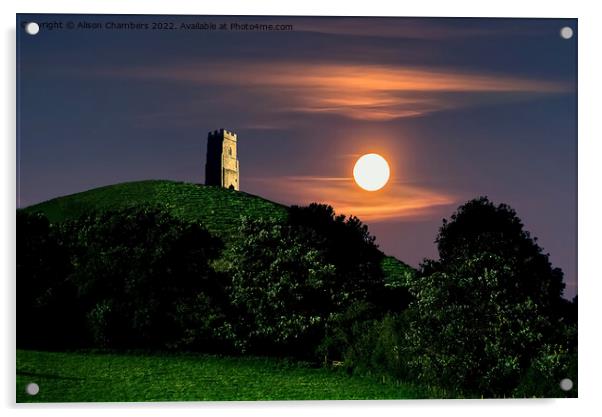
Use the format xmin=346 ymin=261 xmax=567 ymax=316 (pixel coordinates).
xmin=22 ymin=180 xmax=415 ymax=281
xmin=23 ymin=180 xmax=287 ymax=240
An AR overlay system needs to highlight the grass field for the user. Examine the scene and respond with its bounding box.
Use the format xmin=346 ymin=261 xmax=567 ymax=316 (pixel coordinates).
xmin=16 ymin=350 xmax=439 ymax=402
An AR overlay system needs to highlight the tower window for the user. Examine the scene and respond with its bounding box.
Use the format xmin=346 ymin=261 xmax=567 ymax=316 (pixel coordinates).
xmin=228 ymin=147 xmax=232 ymax=156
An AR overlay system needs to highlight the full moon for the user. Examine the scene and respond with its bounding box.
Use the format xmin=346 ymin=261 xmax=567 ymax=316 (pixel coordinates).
xmin=353 ymin=153 xmax=390 ymax=191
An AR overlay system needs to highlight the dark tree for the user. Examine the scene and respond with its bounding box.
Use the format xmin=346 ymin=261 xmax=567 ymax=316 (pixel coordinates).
xmin=433 ymin=196 xmax=565 ymax=316
xmin=225 ymin=217 xmax=338 ymax=355
xmin=59 ymin=205 xmax=227 ymax=350
xmin=405 ymin=197 xmax=573 ymax=396
xmin=17 ymin=211 xmax=81 ymax=348
xmin=288 ymin=204 xmax=386 ymax=304
xmin=226 ymin=204 xmax=402 ymax=359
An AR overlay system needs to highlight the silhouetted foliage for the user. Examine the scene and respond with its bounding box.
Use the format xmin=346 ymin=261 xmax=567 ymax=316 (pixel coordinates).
xmin=18 ymin=206 xmax=229 ymax=350
xmin=404 ymin=197 xmax=575 ymax=396
xmin=60 ymin=206 xmax=227 ymax=349
xmin=318 ymin=303 xmax=408 ymax=376
xmin=288 ymin=204 xmax=386 ymax=304
xmin=513 ymin=343 xmax=577 ymax=398
xmin=225 ymin=217 xmax=338 ymax=356
xmin=17 ymin=195 xmax=576 ymax=398
xmin=17 ymin=211 xmax=82 ymax=349
xmin=226 ymin=205 xmax=400 ymax=358
xmin=559 ymin=295 xmax=578 ymax=327
xmin=432 ymin=196 xmax=566 ymax=317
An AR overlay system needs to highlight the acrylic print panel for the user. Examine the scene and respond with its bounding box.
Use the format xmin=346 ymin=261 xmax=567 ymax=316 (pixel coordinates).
xmin=16 ymin=14 xmax=577 ymax=402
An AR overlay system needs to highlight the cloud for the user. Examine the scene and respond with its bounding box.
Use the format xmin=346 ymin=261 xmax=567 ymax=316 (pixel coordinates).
xmin=91 ymin=61 xmax=570 ymax=122
xmin=247 ymin=175 xmax=456 ymax=223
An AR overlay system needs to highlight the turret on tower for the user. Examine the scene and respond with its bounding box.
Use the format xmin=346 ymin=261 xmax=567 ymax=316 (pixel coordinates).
xmin=205 ymin=128 xmax=240 ymax=190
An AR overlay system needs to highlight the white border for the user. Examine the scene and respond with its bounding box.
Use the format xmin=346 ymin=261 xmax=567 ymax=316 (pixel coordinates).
xmin=3 ymin=1 xmax=600 ymax=416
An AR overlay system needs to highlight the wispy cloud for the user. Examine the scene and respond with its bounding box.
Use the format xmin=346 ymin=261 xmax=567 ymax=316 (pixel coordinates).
xmin=247 ymin=175 xmax=456 ymax=222
xmin=90 ymin=61 xmax=570 ymax=122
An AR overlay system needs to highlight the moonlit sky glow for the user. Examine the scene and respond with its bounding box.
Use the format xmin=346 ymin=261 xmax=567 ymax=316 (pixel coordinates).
xmin=16 ymin=15 xmax=577 ymax=298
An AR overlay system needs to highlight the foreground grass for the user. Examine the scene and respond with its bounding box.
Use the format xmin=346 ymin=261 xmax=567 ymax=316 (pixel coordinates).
xmin=16 ymin=350 xmax=439 ymax=402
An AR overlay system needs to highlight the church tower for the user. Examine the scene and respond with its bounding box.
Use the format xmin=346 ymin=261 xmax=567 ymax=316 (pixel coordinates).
xmin=205 ymin=128 xmax=239 ymax=190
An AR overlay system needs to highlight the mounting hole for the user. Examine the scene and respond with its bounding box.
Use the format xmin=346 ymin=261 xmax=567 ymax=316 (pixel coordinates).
xmin=559 ymin=378 xmax=573 ymax=391
xmin=25 ymin=22 xmax=40 ymax=36
xmin=560 ymin=26 xmax=573 ymax=40
xmin=25 ymin=382 xmax=39 ymax=396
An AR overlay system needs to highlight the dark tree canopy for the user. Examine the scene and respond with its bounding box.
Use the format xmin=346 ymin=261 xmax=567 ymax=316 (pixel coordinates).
xmin=226 ymin=204 xmax=391 ymax=357
xmin=226 ymin=217 xmax=338 ymax=355
xmin=404 ymin=197 xmax=574 ymax=396
xmin=17 ymin=197 xmax=576 ymax=397
xmin=432 ymin=196 xmax=565 ymax=315
xmin=18 ymin=206 xmax=228 ymax=350
xmin=288 ymin=203 xmax=385 ymax=303
xmin=61 ymin=205 xmax=226 ymax=349
xmin=17 ymin=211 xmax=81 ymax=348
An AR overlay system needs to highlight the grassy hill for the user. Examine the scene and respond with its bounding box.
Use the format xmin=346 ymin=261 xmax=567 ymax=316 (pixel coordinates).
xmin=23 ymin=180 xmax=288 ymax=240
xmin=22 ymin=180 xmax=415 ymax=281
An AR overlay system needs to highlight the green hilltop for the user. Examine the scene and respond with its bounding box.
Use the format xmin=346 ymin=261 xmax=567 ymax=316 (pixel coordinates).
xmin=22 ymin=180 xmax=414 ymax=283
xmin=23 ymin=180 xmax=287 ymax=239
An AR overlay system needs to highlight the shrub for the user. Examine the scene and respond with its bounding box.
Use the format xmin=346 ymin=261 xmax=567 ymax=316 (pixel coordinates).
xmin=316 ymin=301 xmax=378 ymax=366
xmin=514 ymin=342 xmax=577 ymax=398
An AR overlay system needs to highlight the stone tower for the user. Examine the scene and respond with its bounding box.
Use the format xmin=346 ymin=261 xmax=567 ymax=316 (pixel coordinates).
xmin=205 ymin=128 xmax=240 ymax=190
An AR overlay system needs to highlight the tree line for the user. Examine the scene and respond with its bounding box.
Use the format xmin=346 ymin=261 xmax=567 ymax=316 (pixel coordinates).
xmin=17 ymin=198 xmax=577 ymax=397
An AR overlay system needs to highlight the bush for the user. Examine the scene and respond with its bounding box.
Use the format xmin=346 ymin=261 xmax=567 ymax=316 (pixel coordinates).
xmin=316 ymin=301 xmax=378 ymax=366
xmin=514 ymin=342 xmax=577 ymax=398
xmin=342 ymin=313 xmax=408 ymax=379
